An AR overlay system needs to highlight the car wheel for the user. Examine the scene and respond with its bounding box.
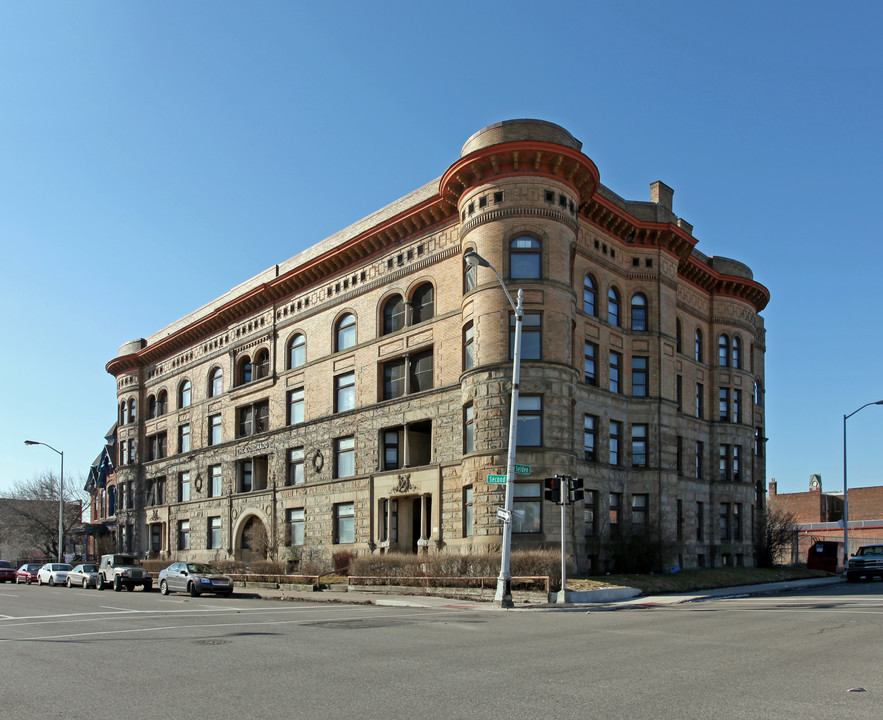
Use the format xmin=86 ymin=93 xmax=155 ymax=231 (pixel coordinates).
xmin=160 ymin=580 xmax=169 ymax=595
xmin=143 ymin=581 xmax=152 ymax=592
xmin=48 ymin=577 xmax=55 ymax=587
xmin=83 ymin=578 xmax=89 ymax=589
xmin=66 ymin=577 xmax=72 ymax=588
xmin=188 ymin=582 xmax=199 ymax=597
xmin=96 ymin=575 xmax=104 ymax=590
xmin=113 ymin=576 xmax=122 ymax=592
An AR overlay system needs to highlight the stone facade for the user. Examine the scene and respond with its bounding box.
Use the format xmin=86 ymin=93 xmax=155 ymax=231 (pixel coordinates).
xmin=91 ymin=119 xmax=770 ymax=573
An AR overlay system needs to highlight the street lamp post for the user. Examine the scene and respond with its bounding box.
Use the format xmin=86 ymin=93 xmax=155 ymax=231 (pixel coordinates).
xmin=842 ymin=400 xmax=883 ymax=564
xmin=465 ymin=251 xmax=523 ymax=609
xmin=24 ymin=440 xmax=65 ymax=562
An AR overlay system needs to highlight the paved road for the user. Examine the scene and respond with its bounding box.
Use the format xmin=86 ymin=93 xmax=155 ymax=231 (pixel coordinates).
xmin=1 ymin=581 xmax=880 ymax=720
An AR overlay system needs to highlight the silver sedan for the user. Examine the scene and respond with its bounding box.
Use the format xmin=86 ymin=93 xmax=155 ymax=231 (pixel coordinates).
xmin=158 ymin=562 xmax=234 ymax=597
xmin=66 ymin=563 xmax=100 ymax=588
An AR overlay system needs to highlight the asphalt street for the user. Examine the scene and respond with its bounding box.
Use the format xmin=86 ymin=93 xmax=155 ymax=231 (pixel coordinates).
xmin=1 ymin=581 xmax=881 ymax=720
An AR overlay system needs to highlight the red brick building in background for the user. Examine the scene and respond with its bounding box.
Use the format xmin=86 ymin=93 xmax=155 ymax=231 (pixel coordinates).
xmin=768 ymin=476 xmax=883 ymax=567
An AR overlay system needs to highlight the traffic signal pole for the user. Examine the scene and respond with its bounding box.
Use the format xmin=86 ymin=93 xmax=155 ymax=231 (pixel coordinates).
xmin=560 ymin=476 xmax=567 ymax=601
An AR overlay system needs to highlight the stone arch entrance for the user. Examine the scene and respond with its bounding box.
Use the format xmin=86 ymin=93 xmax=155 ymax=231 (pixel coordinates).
xmin=236 ymin=514 xmax=270 ymax=562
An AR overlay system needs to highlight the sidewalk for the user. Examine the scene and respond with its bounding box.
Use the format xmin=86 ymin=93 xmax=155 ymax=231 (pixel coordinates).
xmin=242 ymin=575 xmax=845 ymax=611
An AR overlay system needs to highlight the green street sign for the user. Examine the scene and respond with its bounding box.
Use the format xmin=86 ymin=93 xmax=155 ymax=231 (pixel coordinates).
xmin=488 ymin=474 xmax=508 ymax=484
xmin=514 ymin=464 xmax=531 ymax=475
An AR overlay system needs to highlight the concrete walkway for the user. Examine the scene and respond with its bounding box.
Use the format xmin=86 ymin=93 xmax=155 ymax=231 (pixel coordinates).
xmin=242 ymin=575 xmax=845 ymax=611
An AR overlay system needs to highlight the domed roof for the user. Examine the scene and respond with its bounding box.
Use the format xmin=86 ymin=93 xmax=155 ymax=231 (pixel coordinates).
xmin=461 ymin=119 xmax=582 ymax=157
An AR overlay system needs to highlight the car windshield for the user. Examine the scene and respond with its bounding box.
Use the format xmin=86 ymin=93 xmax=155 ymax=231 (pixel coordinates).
xmin=80 ymin=564 xmax=98 ymax=572
xmin=53 ymin=564 xmax=73 ymax=571
xmin=113 ymin=557 xmax=139 ymax=566
xmin=0 ymin=561 xmax=14 ymax=568
xmin=187 ymin=564 xmax=221 ymax=575
xmin=857 ymin=546 xmax=883 ymax=556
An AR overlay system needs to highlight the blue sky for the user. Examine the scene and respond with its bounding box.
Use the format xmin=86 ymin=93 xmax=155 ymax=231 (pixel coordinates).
xmin=2 ymin=1 xmax=881 ymax=498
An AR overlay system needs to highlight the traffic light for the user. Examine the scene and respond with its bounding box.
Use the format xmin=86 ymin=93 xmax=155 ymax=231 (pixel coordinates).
xmin=568 ymin=477 xmax=585 ymax=503
xmin=544 ymin=476 xmax=561 ymax=503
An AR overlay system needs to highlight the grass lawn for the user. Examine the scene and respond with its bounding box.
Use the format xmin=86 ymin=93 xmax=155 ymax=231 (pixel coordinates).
xmin=568 ymin=567 xmax=834 ymax=595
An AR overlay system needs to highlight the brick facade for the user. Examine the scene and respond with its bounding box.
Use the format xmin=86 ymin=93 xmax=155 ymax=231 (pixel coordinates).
xmin=91 ymin=119 xmax=769 ymax=573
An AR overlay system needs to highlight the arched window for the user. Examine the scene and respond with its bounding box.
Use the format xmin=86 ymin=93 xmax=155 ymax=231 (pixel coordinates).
xmin=608 ymin=287 xmax=621 ymax=327
xmin=631 ymin=294 xmax=647 ymax=331
xmin=209 ymin=368 xmax=223 ymax=397
xmin=411 ymin=283 xmax=434 ymax=324
xmin=255 ymin=349 xmax=270 ymax=380
xmin=732 ymin=336 xmax=742 ymax=369
xmin=676 ymin=319 xmax=683 ymax=354
xmin=288 ymin=334 xmax=306 ymax=369
xmin=509 ymin=236 xmax=541 ymax=279
xmin=464 ymin=255 xmax=476 ymax=292
xmin=238 ymin=356 xmax=253 ymax=385
xmin=694 ymin=329 xmax=703 ymax=363
xmin=336 ymin=313 xmax=356 ymax=352
xmin=583 ymin=275 xmax=596 ymax=316
xmin=120 ymin=401 xmax=127 ymax=425
xmin=147 ymin=395 xmax=157 ymax=419
xmin=127 ymin=398 xmax=136 ymax=423
xmin=157 ymin=390 xmax=167 ymax=416
xmin=718 ymin=335 xmax=729 ymax=366
xmin=382 ymin=295 xmax=406 ymax=335
xmin=179 ymin=380 xmax=191 ymax=408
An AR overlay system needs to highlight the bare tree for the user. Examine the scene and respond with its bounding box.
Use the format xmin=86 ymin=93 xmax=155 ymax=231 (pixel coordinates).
xmin=755 ymin=505 xmax=798 ymax=568
xmin=0 ymin=471 xmax=86 ymax=560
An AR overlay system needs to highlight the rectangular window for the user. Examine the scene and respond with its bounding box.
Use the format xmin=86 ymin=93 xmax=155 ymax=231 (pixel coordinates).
xmin=178 ymin=519 xmax=190 ymax=550
xmin=719 ymin=444 xmax=731 ymax=481
xmin=335 ymin=371 xmax=356 ymax=411
xmin=584 ymin=341 xmax=597 ymax=386
xmin=584 ymin=414 xmax=597 ymax=461
xmin=383 ymin=428 xmax=400 ymax=470
xmin=609 ymin=492 xmax=622 ymax=538
xmin=733 ymin=503 xmax=743 ymax=541
xmin=631 ymin=356 xmax=648 ymax=397
xmin=609 ymin=420 xmax=621 ymax=465
xmin=287 ymin=508 xmax=305 ymax=546
xmin=631 ymin=494 xmax=648 ymax=524
xmin=610 ymin=351 xmax=622 ymax=393
xmin=146 ymin=476 xmax=165 ymax=506
xmin=511 ymin=312 xmax=542 ymax=360
xmin=463 ymin=486 xmax=474 ymax=538
xmin=178 ymin=424 xmax=191 ymax=454
xmin=676 ymin=375 xmax=683 ymax=412
xmin=208 ymin=414 xmax=222 ymax=446
xmin=208 ymin=465 xmax=222 ymax=497
xmin=719 ymin=388 xmax=730 ymax=422
xmin=696 ymin=383 xmax=704 ymax=419
xmin=631 ymin=424 xmax=648 ymax=467
xmin=335 ymin=436 xmax=355 ymax=478
xmin=676 ymin=435 xmax=684 ymax=474
xmin=147 ymin=432 xmax=167 ymax=461
xmin=288 ymin=388 xmax=304 ymax=425
xmin=464 ymin=323 xmax=474 ymax=370
xmin=150 ymin=524 xmax=161 ymax=553
xmin=382 ymin=350 xmax=434 ymax=400
xmin=719 ymin=502 xmax=731 ymax=541
xmin=695 ymin=441 xmax=704 ymax=480
xmin=513 ymin=482 xmax=541 ymax=534
xmin=733 ymin=389 xmax=742 ymax=424
xmin=334 ymin=502 xmax=355 ymax=544
xmin=287 ymin=447 xmax=305 ymax=485
xmin=516 ymin=395 xmax=542 ymax=447
xmin=697 ymin=501 xmax=704 ymax=541
xmin=584 ymin=490 xmax=598 ymax=536
xmin=733 ymin=445 xmax=742 ymax=482
xmin=677 ymin=499 xmax=684 ymax=541
xmin=208 ymin=516 xmax=221 ymax=549
xmin=240 ymin=460 xmax=253 ymax=492
xmin=179 ymin=471 xmax=190 ymax=503
xmin=464 ymin=404 xmax=475 ymax=454
xmin=238 ymin=401 xmax=269 ymax=437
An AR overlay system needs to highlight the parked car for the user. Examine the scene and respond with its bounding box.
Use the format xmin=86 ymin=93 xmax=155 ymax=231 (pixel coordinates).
xmin=846 ymin=545 xmax=883 ymax=582
xmin=66 ymin=563 xmax=100 ymax=588
xmin=15 ymin=563 xmax=43 ymax=584
xmin=95 ymin=554 xmax=152 ymax=592
xmin=158 ymin=562 xmax=234 ymax=597
xmin=36 ymin=563 xmax=73 ymax=586
xmin=0 ymin=560 xmax=16 ymax=582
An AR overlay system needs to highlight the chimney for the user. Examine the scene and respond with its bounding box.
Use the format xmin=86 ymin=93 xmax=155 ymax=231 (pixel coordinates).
xmin=769 ymin=478 xmax=777 ymax=496
xmin=651 ymin=181 xmax=674 ymax=211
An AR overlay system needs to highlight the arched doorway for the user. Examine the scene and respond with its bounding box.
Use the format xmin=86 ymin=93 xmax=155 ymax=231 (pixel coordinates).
xmin=237 ymin=515 xmax=269 ymax=562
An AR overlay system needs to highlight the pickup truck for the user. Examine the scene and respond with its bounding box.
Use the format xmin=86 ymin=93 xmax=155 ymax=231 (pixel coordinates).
xmin=95 ymin=554 xmax=153 ymax=592
xmin=845 ymin=545 xmax=883 ymax=582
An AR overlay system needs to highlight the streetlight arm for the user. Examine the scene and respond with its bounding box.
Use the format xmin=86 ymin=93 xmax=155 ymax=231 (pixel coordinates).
xmin=24 ymin=439 xmax=65 ymax=562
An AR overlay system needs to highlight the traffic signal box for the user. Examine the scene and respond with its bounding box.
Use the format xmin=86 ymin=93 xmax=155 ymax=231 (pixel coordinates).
xmin=544 ymin=475 xmax=584 ymax=504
